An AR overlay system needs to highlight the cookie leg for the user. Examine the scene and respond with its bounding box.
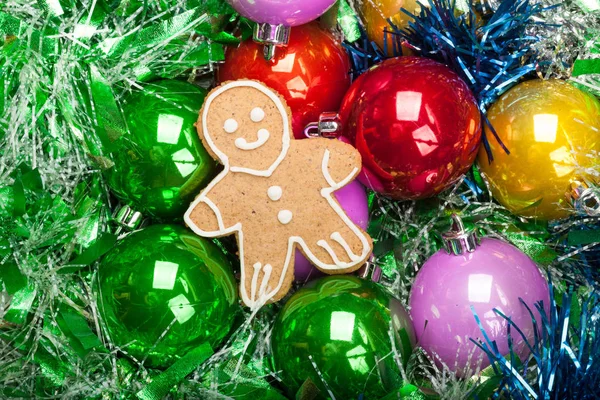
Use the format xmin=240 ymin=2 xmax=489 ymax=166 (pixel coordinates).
xmin=238 ymin=232 xmax=294 ymax=309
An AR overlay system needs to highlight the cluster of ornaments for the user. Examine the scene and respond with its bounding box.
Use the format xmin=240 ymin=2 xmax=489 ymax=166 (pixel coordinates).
xmin=95 ymin=1 xmax=600 ymax=398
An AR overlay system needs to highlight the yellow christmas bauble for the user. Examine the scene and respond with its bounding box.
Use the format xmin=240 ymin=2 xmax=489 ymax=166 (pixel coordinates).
xmin=358 ymin=0 xmax=421 ymax=52
xmin=357 ymin=0 xmax=473 ymax=53
xmin=477 ymin=79 xmax=600 ymax=220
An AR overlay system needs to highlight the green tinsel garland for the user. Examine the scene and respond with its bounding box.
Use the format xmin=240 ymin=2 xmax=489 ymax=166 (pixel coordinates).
xmin=0 ymin=0 xmax=599 ymax=399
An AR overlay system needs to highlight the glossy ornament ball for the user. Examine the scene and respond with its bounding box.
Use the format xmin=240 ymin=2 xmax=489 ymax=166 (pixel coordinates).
xmin=340 ymin=57 xmax=481 ymax=200
xmin=477 ymin=79 xmax=600 ymax=220
xmin=218 ymin=22 xmax=351 ymax=139
xmin=106 ymin=80 xmax=216 ymax=220
xmin=294 ymin=180 xmax=370 ymax=281
xmin=98 ymin=225 xmax=238 ymax=368
xmin=409 ymin=238 xmax=550 ymax=374
xmin=272 ymin=276 xmax=415 ymax=398
xmin=358 ymin=0 xmax=422 ymax=52
xmin=226 ymin=0 xmax=336 ymax=26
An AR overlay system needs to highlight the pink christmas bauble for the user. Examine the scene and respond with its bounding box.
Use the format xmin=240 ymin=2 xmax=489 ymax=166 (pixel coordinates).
xmin=226 ymin=0 xmax=337 ymax=26
xmin=409 ymin=238 xmax=550 ymax=375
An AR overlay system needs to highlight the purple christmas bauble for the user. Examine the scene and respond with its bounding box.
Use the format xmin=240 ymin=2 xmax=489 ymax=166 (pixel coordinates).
xmin=226 ymin=0 xmax=337 ymax=26
xmin=409 ymin=238 xmax=550 ymax=375
xmin=294 ymin=180 xmax=370 ymax=282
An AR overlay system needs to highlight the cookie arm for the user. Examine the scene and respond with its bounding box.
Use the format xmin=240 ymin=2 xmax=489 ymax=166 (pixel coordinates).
xmin=184 ymin=195 xmax=230 ymax=237
xmin=321 ymin=140 xmax=362 ymax=189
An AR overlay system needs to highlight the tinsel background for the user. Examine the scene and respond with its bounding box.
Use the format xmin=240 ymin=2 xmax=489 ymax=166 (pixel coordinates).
xmin=0 ymin=0 xmax=599 ymax=398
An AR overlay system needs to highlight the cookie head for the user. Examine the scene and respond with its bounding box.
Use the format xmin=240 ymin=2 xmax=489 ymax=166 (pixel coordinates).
xmin=200 ymin=81 xmax=292 ymax=174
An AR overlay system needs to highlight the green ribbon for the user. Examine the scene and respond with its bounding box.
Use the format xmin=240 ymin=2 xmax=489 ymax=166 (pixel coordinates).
xmin=0 ymin=262 xmax=27 ymax=294
xmin=4 ymin=284 xmax=37 ymax=324
xmin=60 ymin=232 xmax=117 ymax=273
xmin=568 ymin=229 xmax=600 ymax=246
xmin=0 ymin=12 xmax=57 ymax=57
xmin=503 ymin=231 xmax=557 ymax=266
xmin=55 ymin=306 xmax=106 ymax=358
xmin=136 ymin=342 xmax=213 ymax=400
xmin=574 ymin=0 xmax=600 ymax=13
xmin=1 ymin=2 xmax=232 ymax=161
xmin=337 ymin=0 xmax=362 ymax=43
xmin=88 ymin=63 xmax=127 ymax=154
xmin=379 ymin=384 xmax=432 ymax=400
xmin=98 ymin=7 xmax=211 ymax=58
xmin=572 ymin=59 xmax=600 ymax=77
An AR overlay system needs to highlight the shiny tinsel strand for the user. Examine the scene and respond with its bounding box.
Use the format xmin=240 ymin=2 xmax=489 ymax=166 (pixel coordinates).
xmin=398 ymin=0 xmax=545 ymax=161
xmin=0 ymin=0 xmax=234 ymax=397
xmin=473 ymin=279 xmax=600 ymax=399
xmin=2 ymin=0 xmax=600 ymax=398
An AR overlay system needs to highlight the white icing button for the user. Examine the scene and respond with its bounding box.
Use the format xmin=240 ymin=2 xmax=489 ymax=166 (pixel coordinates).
xmin=223 ymin=118 xmax=238 ymax=133
xmin=267 ymin=186 xmax=282 ymax=201
xmin=250 ymin=107 xmax=265 ymax=122
xmin=278 ymin=210 xmax=292 ymax=225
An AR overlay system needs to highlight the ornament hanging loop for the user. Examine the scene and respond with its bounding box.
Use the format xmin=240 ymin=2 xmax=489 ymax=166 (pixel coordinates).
xmin=304 ymin=112 xmax=342 ymax=138
xmin=253 ymin=23 xmax=291 ymax=61
xmin=442 ymin=214 xmax=479 ymax=255
xmin=568 ymin=178 xmax=600 ymax=217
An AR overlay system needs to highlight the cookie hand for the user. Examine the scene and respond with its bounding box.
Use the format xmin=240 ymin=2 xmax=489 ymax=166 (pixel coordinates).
xmin=184 ymin=196 xmax=230 ymax=237
xmin=321 ymin=140 xmax=362 ymax=188
xmin=299 ymin=212 xmax=372 ymax=273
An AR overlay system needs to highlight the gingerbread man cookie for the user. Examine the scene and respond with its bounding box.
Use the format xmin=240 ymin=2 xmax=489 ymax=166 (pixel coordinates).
xmin=184 ymin=80 xmax=373 ymax=309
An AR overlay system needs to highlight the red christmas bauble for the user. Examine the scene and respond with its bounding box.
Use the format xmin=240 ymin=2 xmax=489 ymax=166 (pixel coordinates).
xmin=340 ymin=57 xmax=482 ymax=199
xmin=218 ymin=22 xmax=351 ymax=139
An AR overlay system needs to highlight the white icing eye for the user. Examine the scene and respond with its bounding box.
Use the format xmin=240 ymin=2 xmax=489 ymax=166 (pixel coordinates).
xmin=223 ymin=118 xmax=238 ymax=133
xmin=250 ymin=107 xmax=265 ymax=122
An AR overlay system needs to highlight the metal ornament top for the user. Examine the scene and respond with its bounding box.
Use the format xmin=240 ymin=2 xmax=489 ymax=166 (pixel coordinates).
xmin=304 ymin=112 xmax=342 ymax=138
xmin=253 ymin=23 xmax=291 ymax=61
xmin=442 ymin=214 xmax=480 ymax=255
xmin=567 ymin=178 xmax=600 ymax=217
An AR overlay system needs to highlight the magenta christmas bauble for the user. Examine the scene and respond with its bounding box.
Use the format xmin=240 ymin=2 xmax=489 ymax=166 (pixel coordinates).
xmin=226 ymin=0 xmax=337 ymax=26
xmin=409 ymin=234 xmax=550 ymax=375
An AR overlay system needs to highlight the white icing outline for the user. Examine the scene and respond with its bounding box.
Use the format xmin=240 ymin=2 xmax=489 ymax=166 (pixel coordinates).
xmin=259 ymin=264 xmax=272 ymax=298
xmin=202 ymin=197 xmax=225 ymax=230
xmin=331 ymin=232 xmax=361 ymax=262
xmin=250 ymin=263 xmax=261 ymax=304
xmin=317 ymin=240 xmax=344 ymax=265
xmin=184 ymin=81 xmax=371 ymax=309
xmin=202 ymin=80 xmax=291 ymax=177
xmin=235 ymin=128 xmax=270 ymax=150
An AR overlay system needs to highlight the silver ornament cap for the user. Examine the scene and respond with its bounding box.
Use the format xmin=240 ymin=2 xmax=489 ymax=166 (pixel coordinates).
xmin=442 ymin=214 xmax=480 ymax=255
xmin=113 ymin=205 xmax=144 ymax=236
xmin=567 ymin=178 xmax=600 ymax=217
xmin=253 ymin=23 xmax=291 ymax=61
xmin=303 ymin=112 xmax=342 ymax=138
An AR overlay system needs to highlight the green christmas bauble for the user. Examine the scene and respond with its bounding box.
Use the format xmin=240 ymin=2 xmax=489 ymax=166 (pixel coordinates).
xmin=271 ymin=276 xmax=416 ymax=399
xmin=107 ymin=80 xmax=216 ymax=220
xmin=97 ymin=225 xmax=238 ymax=368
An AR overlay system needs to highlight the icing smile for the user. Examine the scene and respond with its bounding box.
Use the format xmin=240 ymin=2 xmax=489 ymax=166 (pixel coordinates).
xmin=235 ymin=128 xmax=270 ymax=150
